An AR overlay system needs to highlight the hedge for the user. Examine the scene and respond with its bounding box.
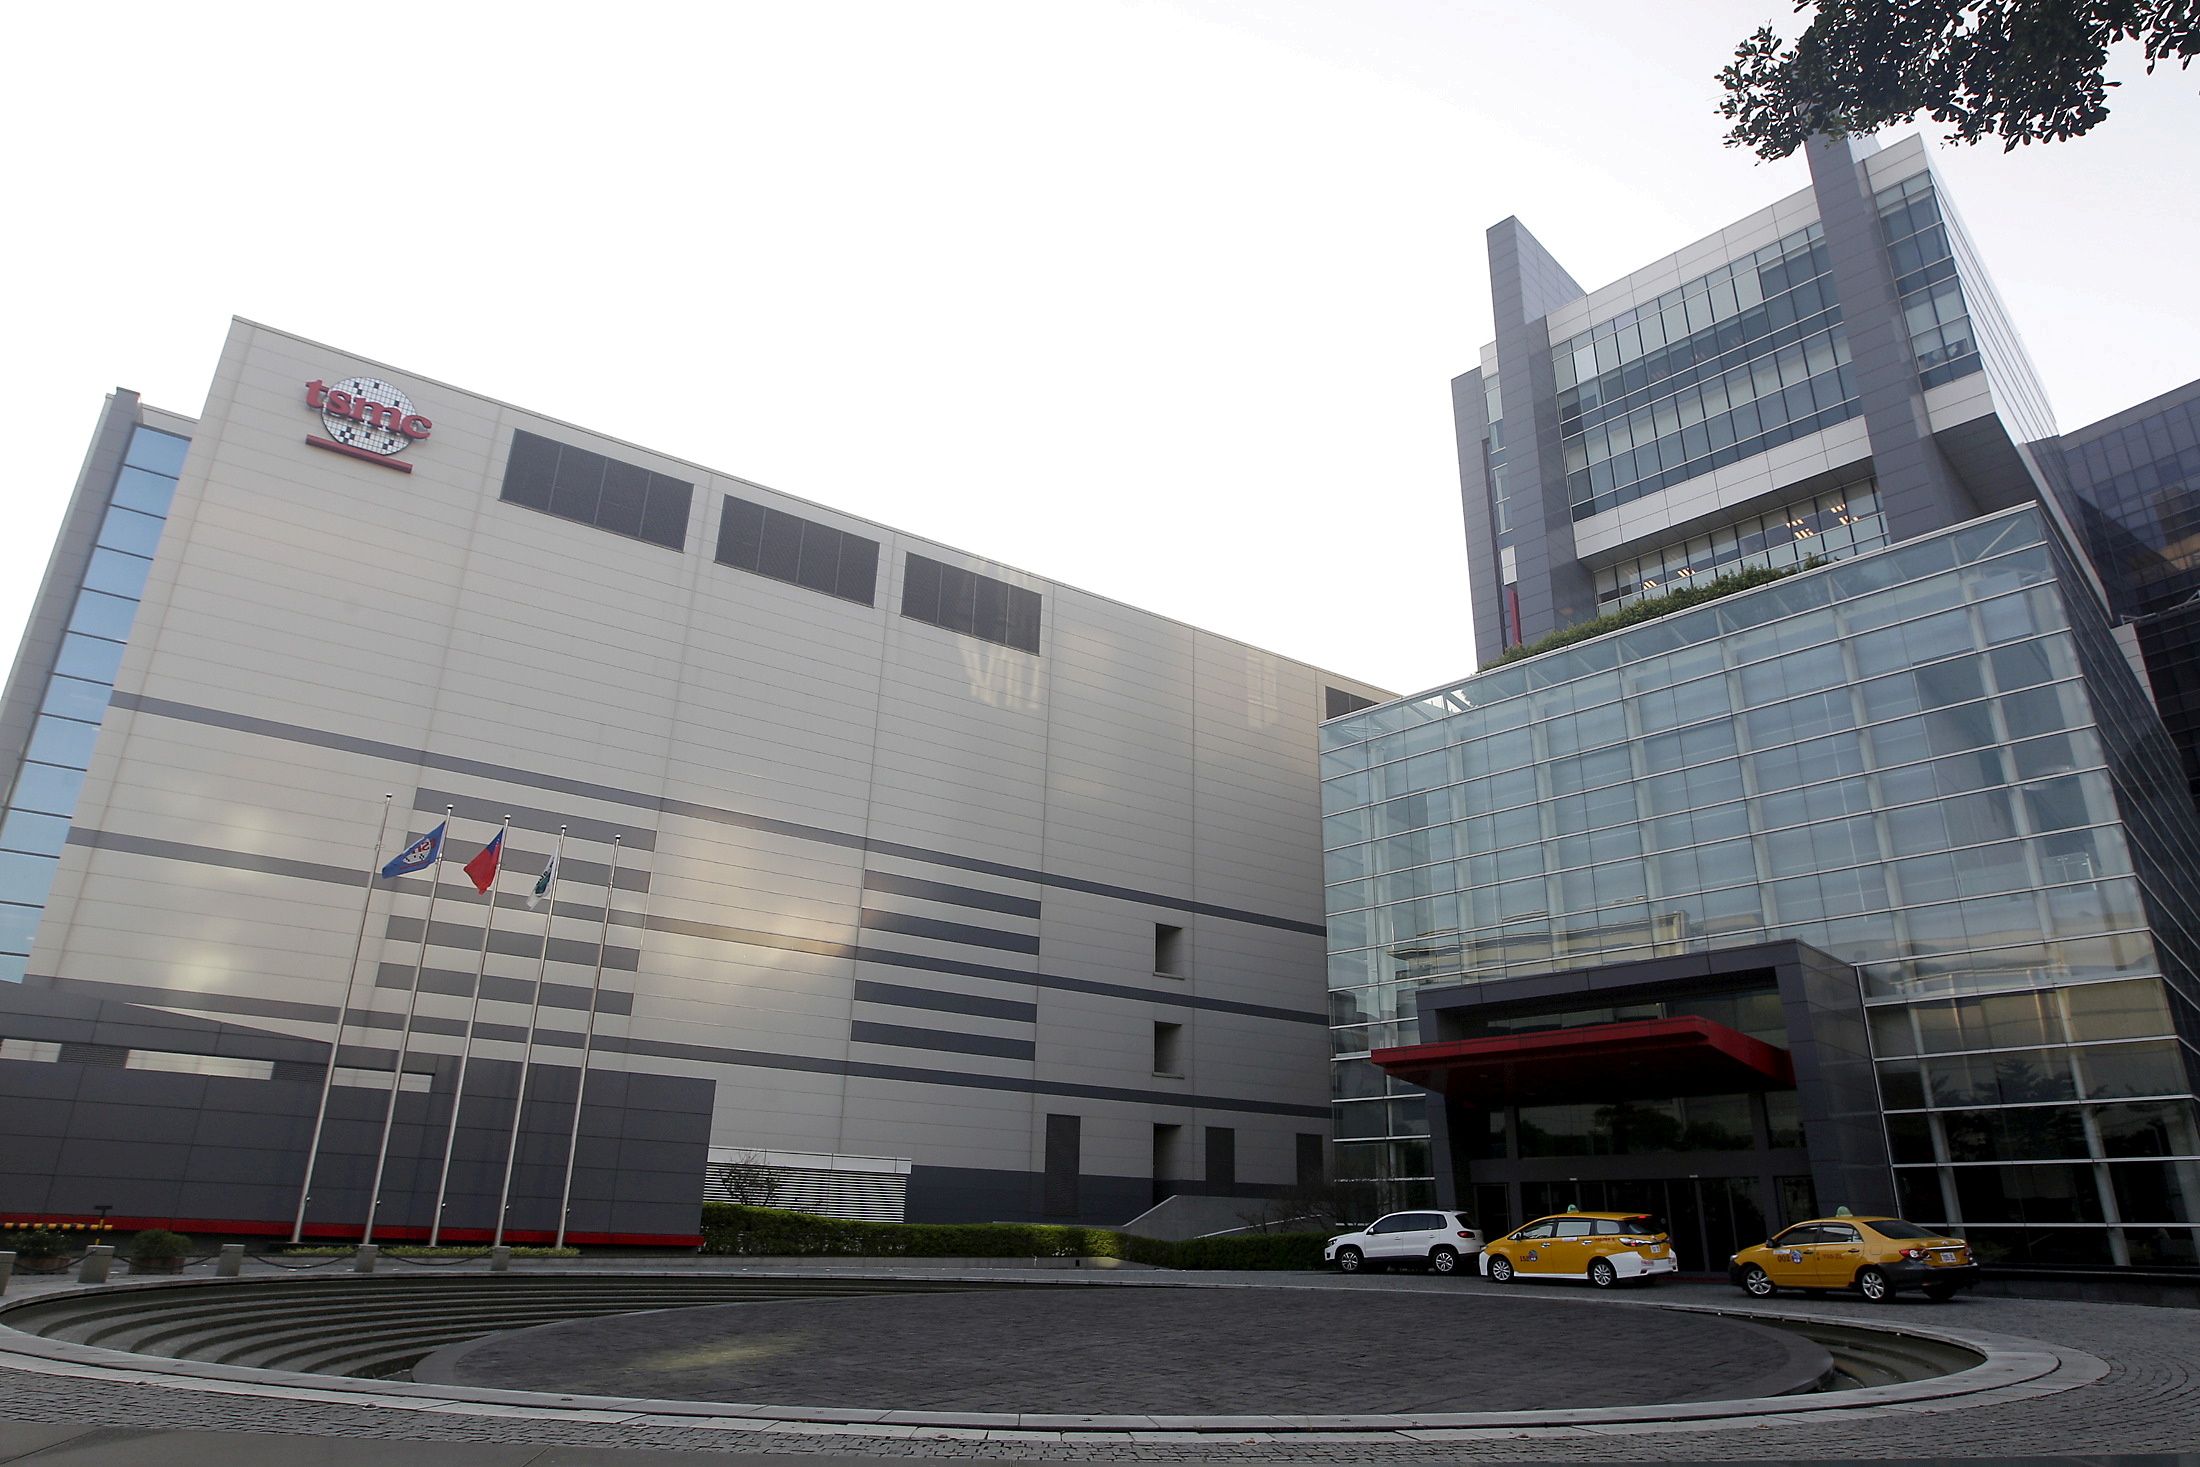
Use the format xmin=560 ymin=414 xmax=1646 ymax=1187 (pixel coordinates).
xmin=699 ymin=1203 xmax=1328 ymax=1270
xmin=1487 ymin=561 xmax=1811 ymax=666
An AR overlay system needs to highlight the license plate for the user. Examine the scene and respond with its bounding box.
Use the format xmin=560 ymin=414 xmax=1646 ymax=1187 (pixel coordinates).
xmin=1934 ymin=1250 xmax=1959 ymax=1263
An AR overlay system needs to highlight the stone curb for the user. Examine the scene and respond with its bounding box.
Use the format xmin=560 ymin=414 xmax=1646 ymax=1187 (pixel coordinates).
xmin=0 ymin=1268 xmax=2112 ymax=1440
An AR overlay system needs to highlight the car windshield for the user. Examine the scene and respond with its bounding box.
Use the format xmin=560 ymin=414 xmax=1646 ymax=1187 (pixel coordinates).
xmin=1864 ymin=1219 xmax=1948 ymax=1240
xmin=1618 ymin=1214 xmax=1661 ymax=1235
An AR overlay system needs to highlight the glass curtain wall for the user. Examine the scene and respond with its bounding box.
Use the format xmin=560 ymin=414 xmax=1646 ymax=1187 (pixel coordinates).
xmin=1556 ymin=225 xmax=1863 ymax=521
xmin=1321 ymin=506 xmax=2200 ymax=1259
xmin=1594 ymin=481 xmax=1888 ymax=610
xmin=0 ymin=425 xmax=186 ymax=982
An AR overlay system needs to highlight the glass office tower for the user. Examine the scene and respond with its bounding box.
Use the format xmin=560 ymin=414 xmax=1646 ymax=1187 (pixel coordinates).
xmin=2036 ymin=379 xmax=2200 ymax=812
xmin=1322 ymin=507 xmax=2200 ymax=1267
xmin=1360 ymin=124 xmax=2200 ymax=1273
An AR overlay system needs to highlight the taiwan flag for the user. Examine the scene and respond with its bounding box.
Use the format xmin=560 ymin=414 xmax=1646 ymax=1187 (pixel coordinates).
xmin=463 ymin=830 xmax=506 ymax=894
xmin=380 ymin=822 xmax=446 ymax=879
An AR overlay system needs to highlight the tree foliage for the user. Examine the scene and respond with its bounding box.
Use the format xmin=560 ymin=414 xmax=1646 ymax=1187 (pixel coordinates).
xmin=1718 ymin=1 xmax=2198 ymax=159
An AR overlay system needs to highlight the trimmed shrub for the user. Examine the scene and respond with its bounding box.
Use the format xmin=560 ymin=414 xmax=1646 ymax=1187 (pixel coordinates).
xmin=1168 ymin=1232 xmax=1330 ymax=1271
xmin=2 ymin=1230 xmax=71 ymax=1260
xmin=1489 ymin=561 xmax=1811 ymax=666
xmin=699 ymin=1204 xmax=1124 ymax=1259
xmin=127 ymin=1229 xmax=192 ymax=1260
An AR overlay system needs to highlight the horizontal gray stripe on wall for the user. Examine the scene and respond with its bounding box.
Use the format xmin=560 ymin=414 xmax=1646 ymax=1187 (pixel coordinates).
xmin=10 ymin=972 xmax=1325 ymax=1118
xmin=852 ymin=978 xmax=1037 ymax=1024
xmin=373 ymin=963 xmax=635 ymax=1017
xmin=382 ymin=915 xmax=642 ymax=972
xmin=850 ymin=1020 xmax=1037 ymax=1061
xmin=413 ymin=787 xmax=658 ymax=859
xmin=861 ymin=869 xmax=1041 ymax=919
xmin=68 ymin=826 xmax=379 ymax=893
xmin=66 ymin=825 xmax=1326 ymax=1028
xmin=600 ymin=1033 xmax=1331 ymax=1118
xmin=110 ymin=691 xmax=1324 ymax=936
xmin=853 ymin=947 xmax=1326 ymax=1027
xmin=858 ymin=908 xmax=1040 ymax=955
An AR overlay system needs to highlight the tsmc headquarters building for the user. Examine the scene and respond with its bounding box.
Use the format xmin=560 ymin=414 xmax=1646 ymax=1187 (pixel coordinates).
xmin=0 ymin=319 xmax=1389 ymax=1244
xmin=6 ymin=134 xmax=2200 ymax=1271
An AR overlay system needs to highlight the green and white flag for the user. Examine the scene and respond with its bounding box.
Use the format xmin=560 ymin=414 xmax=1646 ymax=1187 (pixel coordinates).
xmin=526 ymin=854 xmax=557 ymax=909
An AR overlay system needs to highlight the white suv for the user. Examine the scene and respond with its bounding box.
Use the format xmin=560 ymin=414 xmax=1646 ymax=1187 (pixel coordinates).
xmin=1325 ymin=1210 xmax=1484 ymax=1275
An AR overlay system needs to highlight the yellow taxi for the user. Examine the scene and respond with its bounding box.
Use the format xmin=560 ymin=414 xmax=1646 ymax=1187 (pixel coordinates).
xmin=1480 ymin=1209 xmax=1677 ymax=1288
xmin=1730 ymin=1212 xmax=1977 ymax=1303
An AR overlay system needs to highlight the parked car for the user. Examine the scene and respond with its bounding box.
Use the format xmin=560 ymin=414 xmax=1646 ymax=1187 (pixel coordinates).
xmin=1480 ymin=1210 xmax=1677 ymax=1288
xmin=1730 ymin=1214 xmax=1977 ymax=1302
xmin=1326 ymin=1211 xmax=1484 ymax=1274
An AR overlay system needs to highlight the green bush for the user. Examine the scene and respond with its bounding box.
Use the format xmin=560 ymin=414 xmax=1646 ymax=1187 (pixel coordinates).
xmin=698 ymin=1203 xmax=1331 ymax=1270
xmin=699 ymin=1204 xmax=1125 ymax=1259
xmin=1489 ymin=562 xmax=1812 ymax=667
xmin=3 ymin=1230 xmax=71 ymax=1260
xmin=1168 ymin=1232 xmax=1331 ymax=1270
xmin=127 ymin=1230 xmax=192 ymax=1260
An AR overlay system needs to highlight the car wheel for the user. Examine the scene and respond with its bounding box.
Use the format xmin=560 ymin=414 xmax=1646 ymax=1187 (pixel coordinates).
xmin=1856 ymin=1267 xmax=1896 ymax=1303
xmin=1429 ymin=1246 xmax=1460 ymax=1275
xmin=1334 ymin=1247 xmax=1365 ymax=1274
xmin=1588 ymin=1257 xmax=1619 ymax=1289
xmin=1924 ymin=1281 xmax=1960 ymax=1302
xmin=1742 ymin=1265 xmax=1777 ymax=1298
xmin=1488 ymin=1255 xmax=1516 ymax=1283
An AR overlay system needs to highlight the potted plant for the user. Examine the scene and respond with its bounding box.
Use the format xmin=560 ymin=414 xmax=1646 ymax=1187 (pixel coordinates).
xmin=3 ymin=1230 xmax=75 ymax=1274
xmin=125 ymin=1230 xmax=193 ymax=1274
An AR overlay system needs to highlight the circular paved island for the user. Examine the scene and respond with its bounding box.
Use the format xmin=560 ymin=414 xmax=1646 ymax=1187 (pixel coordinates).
xmin=416 ymin=1286 xmax=1829 ymax=1414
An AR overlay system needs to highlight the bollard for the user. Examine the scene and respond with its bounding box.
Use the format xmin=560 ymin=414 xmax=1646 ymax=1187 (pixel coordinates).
xmin=0 ymin=1251 xmax=14 ymax=1295
xmin=489 ymin=1245 xmax=512 ymax=1274
xmin=352 ymin=1244 xmax=378 ymax=1274
xmin=77 ymin=1245 xmax=114 ymax=1285
xmin=216 ymin=1244 xmax=245 ymax=1277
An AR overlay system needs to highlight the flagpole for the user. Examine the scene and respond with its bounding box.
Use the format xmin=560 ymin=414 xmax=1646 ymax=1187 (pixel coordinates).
xmin=363 ymin=805 xmax=452 ymax=1246
xmin=429 ymin=815 xmax=510 ymax=1247
xmin=289 ymin=792 xmax=396 ymax=1245
xmin=492 ymin=825 xmax=563 ymax=1247
xmin=555 ymin=834 xmax=620 ymax=1251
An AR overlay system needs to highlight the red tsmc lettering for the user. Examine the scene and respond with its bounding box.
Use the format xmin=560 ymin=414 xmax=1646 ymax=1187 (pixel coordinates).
xmin=304 ymin=381 xmax=433 ymax=440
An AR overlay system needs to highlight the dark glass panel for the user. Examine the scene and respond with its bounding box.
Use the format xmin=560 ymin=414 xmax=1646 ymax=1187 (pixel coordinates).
xmin=2108 ymin=1159 xmax=2200 ymax=1223
xmin=757 ymin=508 xmax=803 ymax=583
xmin=499 ymin=430 xmax=560 ymax=511
xmin=835 ymin=534 xmax=880 ymax=605
xmin=1951 ymin=1163 xmax=2104 ymax=1224
xmin=796 ymin=523 xmax=841 ymax=597
xmin=638 ymin=473 xmax=692 ymax=550
xmin=901 ymin=553 xmax=943 ymax=625
xmin=716 ymin=496 xmax=767 ymax=572
xmin=594 ymin=459 xmax=649 ymax=539
xmin=548 ymin=443 xmax=606 ymax=524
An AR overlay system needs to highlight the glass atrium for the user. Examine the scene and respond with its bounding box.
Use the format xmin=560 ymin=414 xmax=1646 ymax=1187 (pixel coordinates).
xmin=1322 ymin=505 xmax=2200 ymax=1265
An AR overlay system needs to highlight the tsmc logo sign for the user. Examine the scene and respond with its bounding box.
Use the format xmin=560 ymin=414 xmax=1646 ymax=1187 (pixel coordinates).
xmin=303 ymin=377 xmax=432 ymax=473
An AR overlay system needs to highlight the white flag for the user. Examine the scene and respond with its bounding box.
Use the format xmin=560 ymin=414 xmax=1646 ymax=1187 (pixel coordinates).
xmin=526 ymin=854 xmax=557 ymax=909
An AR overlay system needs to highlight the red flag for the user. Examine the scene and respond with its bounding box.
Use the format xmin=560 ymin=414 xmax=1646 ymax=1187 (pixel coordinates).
xmin=463 ymin=830 xmax=505 ymax=894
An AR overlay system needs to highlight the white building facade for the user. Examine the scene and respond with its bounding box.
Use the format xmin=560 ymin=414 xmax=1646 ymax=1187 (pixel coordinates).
xmin=0 ymin=320 xmax=1385 ymax=1244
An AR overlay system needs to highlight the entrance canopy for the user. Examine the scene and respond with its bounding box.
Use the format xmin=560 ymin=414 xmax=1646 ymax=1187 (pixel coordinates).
xmin=1370 ymin=1015 xmax=1794 ymax=1107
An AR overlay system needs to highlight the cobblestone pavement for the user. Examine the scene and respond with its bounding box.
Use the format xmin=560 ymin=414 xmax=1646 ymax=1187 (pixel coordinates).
xmin=434 ymin=1286 xmax=1814 ymax=1413
xmin=0 ymin=1269 xmax=2195 ymax=1461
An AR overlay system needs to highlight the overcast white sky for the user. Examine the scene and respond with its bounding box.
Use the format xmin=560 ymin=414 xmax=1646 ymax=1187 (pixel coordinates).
xmin=6 ymin=1 xmax=2195 ymax=698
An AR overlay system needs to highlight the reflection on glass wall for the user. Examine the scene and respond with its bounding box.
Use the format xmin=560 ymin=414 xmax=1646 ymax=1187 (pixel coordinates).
xmin=1555 ymin=224 xmax=1863 ymax=521
xmin=1876 ymin=172 xmax=1982 ymax=390
xmin=1321 ymin=505 xmax=2200 ymax=1261
xmin=1595 ymin=482 xmax=1887 ymax=611
xmin=0 ymin=426 xmax=185 ymax=983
